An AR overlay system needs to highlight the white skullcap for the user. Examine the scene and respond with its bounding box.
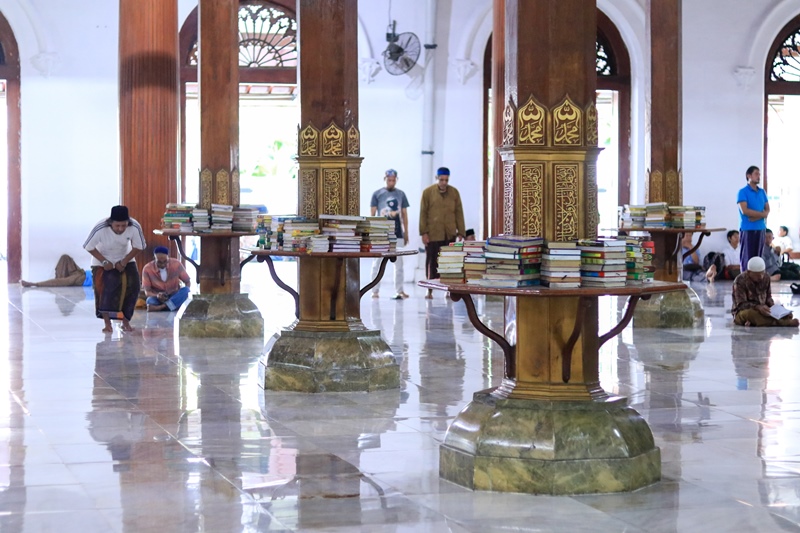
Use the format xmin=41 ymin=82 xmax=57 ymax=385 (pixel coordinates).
xmin=747 ymin=256 xmax=765 ymax=273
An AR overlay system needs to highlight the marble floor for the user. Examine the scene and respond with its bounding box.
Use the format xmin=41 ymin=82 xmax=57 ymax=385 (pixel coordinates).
xmin=3 ymin=262 xmax=800 ymax=532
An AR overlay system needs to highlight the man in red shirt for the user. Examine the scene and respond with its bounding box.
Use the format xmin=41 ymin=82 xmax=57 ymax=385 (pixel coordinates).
xmin=142 ymin=246 xmax=191 ymax=311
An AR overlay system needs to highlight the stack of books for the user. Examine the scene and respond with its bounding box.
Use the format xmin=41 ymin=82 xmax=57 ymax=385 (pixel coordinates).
xmin=668 ymin=206 xmax=706 ymax=228
xmin=192 ymin=207 xmax=210 ymax=232
xmin=620 ymin=205 xmax=646 ymax=228
xmin=463 ymin=240 xmax=487 ymax=282
xmin=644 ymin=202 xmax=670 ymax=229
xmin=232 ymin=205 xmax=260 ymax=232
xmin=474 ymin=235 xmax=543 ymax=288
xmin=161 ymin=203 xmax=194 ymax=231
xmin=283 ymin=218 xmax=319 ymax=252
xmin=256 ymin=214 xmax=273 ymax=249
xmin=357 ymin=217 xmax=394 ymax=252
xmin=321 ymin=214 xmax=364 ymax=252
xmin=437 ymin=243 xmax=466 ymax=284
xmin=309 ymin=234 xmax=331 ymax=252
xmin=578 ymin=238 xmax=628 ymax=288
xmin=541 ymin=241 xmax=581 ymax=288
xmin=210 ymin=204 xmax=233 ymax=232
xmin=623 ymin=237 xmax=646 ymax=284
xmin=641 ymin=238 xmax=655 ymax=282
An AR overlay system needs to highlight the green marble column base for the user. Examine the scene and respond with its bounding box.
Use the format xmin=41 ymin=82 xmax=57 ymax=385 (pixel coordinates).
xmin=260 ymin=329 xmax=400 ymax=392
xmin=177 ymin=293 xmax=264 ymax=338
xmin=439 ymin=390 xmax=660 ymax=494
xmin=633 ymin=286 xmax=704 ymax=328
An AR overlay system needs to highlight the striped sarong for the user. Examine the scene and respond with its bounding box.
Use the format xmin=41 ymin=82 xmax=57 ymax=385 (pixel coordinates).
xmin=93 ymin=262 xmax=140 ymax=321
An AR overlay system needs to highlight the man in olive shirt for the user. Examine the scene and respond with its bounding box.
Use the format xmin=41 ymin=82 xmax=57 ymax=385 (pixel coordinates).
xmin=419 ymin=167 xmax=466 ymax=298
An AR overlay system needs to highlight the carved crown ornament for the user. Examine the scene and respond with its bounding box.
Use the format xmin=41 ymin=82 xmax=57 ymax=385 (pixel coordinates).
xmin=298 ymin=121 xmax=361 ymax=158
xmin=503 ymin=94 xmax=597 ymax=148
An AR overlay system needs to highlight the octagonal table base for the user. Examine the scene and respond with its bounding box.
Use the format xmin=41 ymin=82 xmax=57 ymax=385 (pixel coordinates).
xmin=177 ymin=293 xmax=264 ymax=338
xmin=259 ymin=328 xmax=400 ymax=393
xmin=633 ymin=287 xmax=704 ymax=329
xmin=439 ymin=390 xmax=660 ymax=495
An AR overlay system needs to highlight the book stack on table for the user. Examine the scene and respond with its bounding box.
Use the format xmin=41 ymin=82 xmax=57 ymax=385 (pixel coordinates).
xmin=668 ymin=206 xmax=706 ymax=229
xmin=357 ymin=217 xmax=395 ymax=252
xmin=579 ymin=238 xmax=628 ymax=288
xmin=620 ymin=204 xmax=646 ymax=228
xmin=463 ymin=240 xmax=487 ymax=282
xmin=471 ymin=235 xmax=543 ymax=288
xmin=437 ymin=242 xmax=466 ymax=285
xmin=161 ymin=203 xmax=194 ymax=231
xmin=192 ymin=207 xmax=210 ymax=232
xmin=321 ymin=214 xmax=363 ymax=252
xmin=644 ymin=202 xmax=669 ymax=228
xmin=283 ymin=218 xmax=319 ymax=252
xmin=210 ymin=204 xmax=233 ymax=232
xmin=541 ymin=241 xmax=581 ymax=289
xmin=623 ymin=237 xmax=645 ymax=284
xmin=232 ymin=205 xmax=261 ymax=232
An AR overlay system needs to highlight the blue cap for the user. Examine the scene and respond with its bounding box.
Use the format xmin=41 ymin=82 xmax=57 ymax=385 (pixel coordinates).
xmin=437 ymin=167 xmax=450 ymax=176
xmin=385 ymin=168 xmax=397 ymax=177
xmin=154 ymin=246 xmax=169 ymax=255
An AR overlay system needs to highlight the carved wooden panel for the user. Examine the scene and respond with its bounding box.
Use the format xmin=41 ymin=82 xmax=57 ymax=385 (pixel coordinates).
xmin=666 ymin=169 xmax=679 ymax=205
xmin=554 ymin=163 xmax=579 ymax=240
xmin=519 ymin=162 xmax=544 ymax=237
xmin=300 ymin=169 xmax=317 ymax=218
xmin=502 ymin=97 xmax=517 ymax=146
xmin=503 ymin=161 xmax=515 ymax=234
xmin=585 ymin=163 xmax=598 ymax=239
xmin=347 ymin=168 xmax=360 ymax=216
xmin=585 ymin=102 xmax=598 ymax=147
xmin=650 ymin=170 xmax=664 ymax=203
xmin=232 ymin=169 xmax=240 ymax=207
xmin=323 ymin=168 xmax=342 ymax=214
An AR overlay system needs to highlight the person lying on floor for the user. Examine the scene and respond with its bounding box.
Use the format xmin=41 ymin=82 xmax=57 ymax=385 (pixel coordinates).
xmin=20 ymin=254 xmax=92 ymax=288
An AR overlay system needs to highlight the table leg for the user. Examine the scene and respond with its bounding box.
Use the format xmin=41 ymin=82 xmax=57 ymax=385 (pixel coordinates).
xmin=598 ymin=295 xmax=649 ymax=348
xmin=562 ymin=297 xmax=588 ymax=383
xmin=170 ymin=235 xmax=201 ymax=284
xmin=359 ymin=257 xmax=395 ymax=298
xmin=260 ymin=255 xmax=300 ymax=318
xmin=450 ymin=292 xmax=516 ymax=379
xmin=240 ymin=253 xmax=257 ymax=270
xmin=330 ymin=258 xmax=344 ymax=320
xmin=667 ymin=232 xmax=684 ymax=276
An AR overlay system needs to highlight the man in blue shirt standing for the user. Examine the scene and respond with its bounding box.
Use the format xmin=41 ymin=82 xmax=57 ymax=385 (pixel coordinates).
xmin=737 ymin=165 xmax=769 ymax=269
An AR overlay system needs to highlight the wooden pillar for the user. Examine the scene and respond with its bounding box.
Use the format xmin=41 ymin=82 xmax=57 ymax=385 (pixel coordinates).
xmin=647 ymin=0 xmax=682 ymax=205
xmin=197 ymin=0 xmax=241 ymax=294
xmin=498 ymin=0 xmax=601 ymax=401
xmin=490 ymin=0 xmax=506 ymax=236
xmin=119 ymin=0 xmax=179 ymax=265
xmin=295 ymin=0 xmax=363 ymax=332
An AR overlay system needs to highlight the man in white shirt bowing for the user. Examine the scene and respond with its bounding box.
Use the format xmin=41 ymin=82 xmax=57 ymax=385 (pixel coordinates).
xmin=83 ymin=205 xmax=146 ymax=333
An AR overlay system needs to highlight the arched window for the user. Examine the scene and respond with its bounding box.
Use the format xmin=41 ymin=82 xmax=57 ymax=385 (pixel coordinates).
xmin=0 ymin=12 xmax=21 ymax=282
xmin=764 ymin=14 xmax=800 ymax=235
xmin=179 ymin=0 xmax=299 ymax=209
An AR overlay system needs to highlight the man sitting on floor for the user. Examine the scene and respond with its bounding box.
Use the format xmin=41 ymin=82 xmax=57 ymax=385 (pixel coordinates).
xmin=142 ymin=246 xmax=191 ymax=312
xmin=731 ymin=256 xmax=799 ymax=327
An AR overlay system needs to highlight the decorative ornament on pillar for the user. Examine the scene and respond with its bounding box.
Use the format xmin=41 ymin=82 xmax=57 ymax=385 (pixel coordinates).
xmin=502 ymin=97 xmax=517 ymax=147
xmin=650 ymin=170 xmax=664 ymax=203
xmin=300 ymin=123 xmax=320 ymax=156
xmin=200 ymin=169 xmax=213 ymax=208
xmin=517 ymin=95 xmax=546 ymax=146
xmin=503 ymin=161 xmax=515 ymax=234
xmin=585 ymin=102 xmax=599 ymax=147
xmin=216 ymin=169 xmax=230 ymax=204
xmin=552 ymin=95 xmax=583 ymax=146
xmin=666 ymin=169 xmax=680 ymax=205
xmin=519 ymin=163 xmax=544 ymax=237
xmin=322 ymin=122 xmax=345 ymax=157
xmin=300 ymin=169 xmax=318 ymax=218
xmin=347 ymin=125 xmax=360 ymax=156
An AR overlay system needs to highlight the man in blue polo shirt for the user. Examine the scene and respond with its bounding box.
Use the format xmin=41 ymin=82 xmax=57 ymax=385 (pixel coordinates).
xmin=737 ymin=165 xmax=769 ymax=269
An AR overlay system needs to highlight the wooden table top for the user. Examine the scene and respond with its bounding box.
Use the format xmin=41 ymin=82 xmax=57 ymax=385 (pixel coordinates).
xmin=154 ymin=229 xmax=259 ymax=237
xmin=419 ymin=279 xmax=687 ymax=298
xmin=241 ymin=248 xmax=418 ymax=259
xmin=615 ymin=227 xmax=726 ymax=234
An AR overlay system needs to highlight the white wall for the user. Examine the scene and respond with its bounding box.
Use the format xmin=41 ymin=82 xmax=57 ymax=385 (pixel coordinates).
xmin=682 ymin=0 xmax=800 ymax=260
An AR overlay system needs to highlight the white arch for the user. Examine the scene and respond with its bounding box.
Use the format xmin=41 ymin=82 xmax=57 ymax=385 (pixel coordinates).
xmin=744 ymin=0 xmax=800 ymax=71
xmin=0 ymin=0 xmax=57 ymax=75
xmin=455 ymin=3 xmax=492 ymax=66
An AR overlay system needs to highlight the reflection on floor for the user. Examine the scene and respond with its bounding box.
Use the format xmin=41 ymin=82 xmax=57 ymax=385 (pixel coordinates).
xmin=3 ymin=268 xmax=800 ymax=531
